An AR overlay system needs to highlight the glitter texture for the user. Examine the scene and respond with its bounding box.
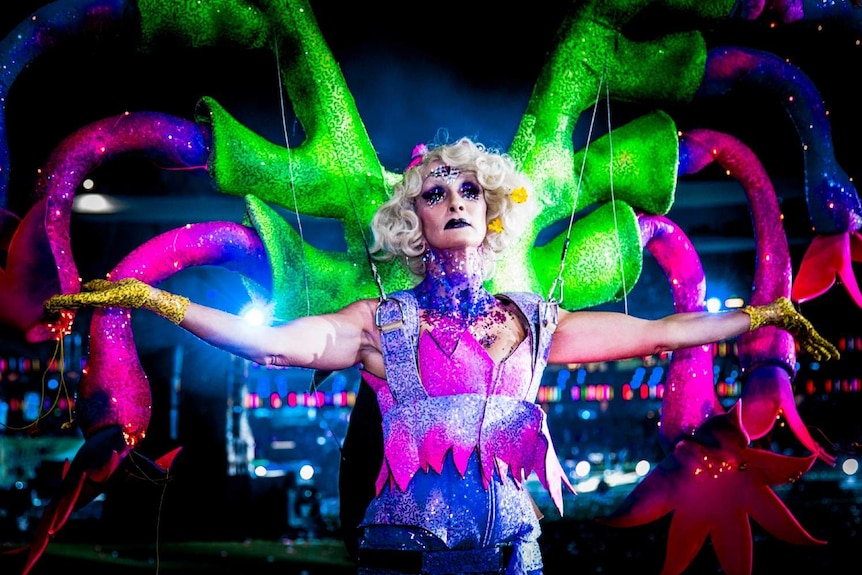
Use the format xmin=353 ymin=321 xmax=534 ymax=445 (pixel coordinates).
xmin=359 ymin=289 xmax=572 ymax=573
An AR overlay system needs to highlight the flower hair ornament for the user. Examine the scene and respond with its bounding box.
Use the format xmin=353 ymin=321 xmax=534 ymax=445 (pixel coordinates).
xmin=486 ymin=188 xmax=528 ymax=234
xmin=511 ymin=186 xmax=528 ymax=203
xmin=488 ymin=218 xmax=504 ymax=234
xmin=407 ymin=143 xmax=428 ymax=168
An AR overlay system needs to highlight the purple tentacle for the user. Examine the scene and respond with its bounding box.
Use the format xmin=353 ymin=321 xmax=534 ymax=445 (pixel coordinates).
xmin=0 ymin=199 xmax=61 ymax=342
xmin=81 ymin=221 xmax=268 ymax=441
xmin=37 ymin=110 xmax=211 ymax=295
xmin=0 ymin=0 xmax=132 ymax=204
xmin=698 ymin=45 xmax=862 ymax=235
xmin=736 ymin=0 xmax=804 ymax=22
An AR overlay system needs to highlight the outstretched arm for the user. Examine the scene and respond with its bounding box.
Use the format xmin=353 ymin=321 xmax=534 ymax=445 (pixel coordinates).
xmin=45 ymin=278 xmax=384 ymax=374
xmin=180 ymin=295 xmax=381 ymax=372
xmin=549 ymin=307 xmax=751 ymax=364
xmin=548 ymin=297 xmax=838 ymax=365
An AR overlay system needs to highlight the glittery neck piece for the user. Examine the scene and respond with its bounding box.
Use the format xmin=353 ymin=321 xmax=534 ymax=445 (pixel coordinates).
xmin=415 ymin=247 xmax=493 ymax=325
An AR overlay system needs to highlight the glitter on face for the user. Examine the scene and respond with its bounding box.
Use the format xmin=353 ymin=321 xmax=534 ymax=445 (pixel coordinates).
xmin=426 ymin=164 xmax=461 ymax=182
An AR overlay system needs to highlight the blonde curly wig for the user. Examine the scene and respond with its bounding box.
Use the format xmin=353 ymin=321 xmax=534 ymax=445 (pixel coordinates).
xmin=371 ymin=137 xmax=536 ymax=278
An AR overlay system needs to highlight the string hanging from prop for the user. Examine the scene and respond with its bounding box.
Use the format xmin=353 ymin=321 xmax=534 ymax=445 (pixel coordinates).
xmin=271 ymin=38 xmax=343 ymax=446
xmin=603 ymin=63 xmax=628 ymax=315
xmin=270 ymin=36 xmax=389 ymax=452
xmin=546 ymin=62 xmax=627 ymax=314
xmin=273 ymin=39 xmax=311 ymax=319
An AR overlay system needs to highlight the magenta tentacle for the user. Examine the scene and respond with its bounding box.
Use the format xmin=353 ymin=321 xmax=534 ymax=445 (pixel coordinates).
xmin=736 ymin=0 xmax=804 ymax=22
xmin=38 ymin=111 xmax=211 ymax=295
xmin=680 ymin=128 xmax=834 ymax=464
xmin=17 ymin=219 xmax=267 ymax=575
xmin=0 ymin=199 xmax=61 ymax=342
xmin=638 ymin=213 xmax=722 ymax=449
xmin=81 ymin=221 xmax=268 ymax=440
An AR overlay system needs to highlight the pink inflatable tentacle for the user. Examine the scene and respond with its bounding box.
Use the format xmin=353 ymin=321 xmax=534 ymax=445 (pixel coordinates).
xmin=680 ymin=129 xmax=833 ymax=463
xmin=0 ymin=199 xmax=62 ymax=342
xmin=696 ymin=28 xmax=862 ymax=306
xmin=20 ymin=218 xmax=264 ymax=575
xmin=680 ymin=129 xmax=790 ymax=306
xmin=39 ymin=111 xmax=211 ymax=298
xmin=81 ymin=221 xmax=267 ymax=442
xmin=638 ymin=214 xmax=721 ymax=449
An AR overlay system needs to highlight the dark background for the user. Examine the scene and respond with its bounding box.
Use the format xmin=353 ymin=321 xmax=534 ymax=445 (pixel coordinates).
xmin=1 ymin=2 xmax=861 ymax=575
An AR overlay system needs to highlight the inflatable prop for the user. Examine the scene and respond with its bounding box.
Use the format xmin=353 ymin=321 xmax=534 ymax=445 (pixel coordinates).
xmin=1 ymin=1 xmax=860 ymax=574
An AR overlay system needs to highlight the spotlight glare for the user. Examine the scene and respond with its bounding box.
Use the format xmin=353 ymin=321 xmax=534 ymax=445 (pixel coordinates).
xmin=73 ymin=193 xmax=122 ymax=214
xmin=299 ymin=464 xmax=315 ymax=481
xmin=241 ymin=305 xmax=267 ymax=326
xmin=635 ymin=459 xmax=651 ymax=477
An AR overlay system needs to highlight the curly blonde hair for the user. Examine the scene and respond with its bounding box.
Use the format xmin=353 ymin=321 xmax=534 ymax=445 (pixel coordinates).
xmin=371 ymin=137 xmax=536 ymax=278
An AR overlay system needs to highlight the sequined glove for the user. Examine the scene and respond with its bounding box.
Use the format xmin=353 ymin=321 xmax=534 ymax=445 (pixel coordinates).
xmin=44 ymin=278 xmax=189 ymax=325
xmin=741 ymin=297 xmax=839 ymax=361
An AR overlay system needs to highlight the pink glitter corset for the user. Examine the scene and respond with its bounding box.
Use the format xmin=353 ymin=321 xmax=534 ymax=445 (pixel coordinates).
xmin=363 ymin=293 xmax=574 ymax=515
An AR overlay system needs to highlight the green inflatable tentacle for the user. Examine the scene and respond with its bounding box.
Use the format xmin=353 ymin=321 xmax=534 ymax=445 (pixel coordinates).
xmin=139 ymin=0 xmax=395 ymax=312
xmin=133 ymin=0 xmax=741 ymax=315
xmin=505 ymin=0 xmax=728 ymax=308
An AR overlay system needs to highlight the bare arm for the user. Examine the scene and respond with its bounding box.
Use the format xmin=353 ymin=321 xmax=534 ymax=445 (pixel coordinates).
xmin=178 ymin=293 xmax=383 ymax=373
xmin=548 ymin=308 xmax=752 ymax=364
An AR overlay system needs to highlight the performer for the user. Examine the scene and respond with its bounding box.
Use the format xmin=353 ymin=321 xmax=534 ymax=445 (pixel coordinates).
xmin=44 ymin=137 xmax=838 ymax=575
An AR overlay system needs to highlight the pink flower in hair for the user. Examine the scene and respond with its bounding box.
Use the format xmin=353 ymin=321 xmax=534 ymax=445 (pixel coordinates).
xmin=407 ymin=143 xmax=428 ymax=168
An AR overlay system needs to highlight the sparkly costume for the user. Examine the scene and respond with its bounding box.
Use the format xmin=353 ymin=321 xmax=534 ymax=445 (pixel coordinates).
xmin=357 ymin=290 xmax=573 ymax=575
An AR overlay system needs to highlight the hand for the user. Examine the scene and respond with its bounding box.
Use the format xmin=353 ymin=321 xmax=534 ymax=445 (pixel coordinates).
xmin=44 ymin=278 xmax=189 ymax=324
xmin=44 ymin=278 xmax=151 ymax=314
xmin=742 ymin=297 xmax=840 ymax=361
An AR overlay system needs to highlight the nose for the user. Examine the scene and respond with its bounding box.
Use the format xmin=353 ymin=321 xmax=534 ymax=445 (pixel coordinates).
xmin=448 ymin=194 xmax=465 ymax=212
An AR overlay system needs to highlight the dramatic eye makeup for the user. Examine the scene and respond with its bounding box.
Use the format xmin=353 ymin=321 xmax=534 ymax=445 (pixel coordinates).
xmin=459 ymin=182 xmax=481 ymax=200
xmin=420 ymin=186 xmax=446 ymax=206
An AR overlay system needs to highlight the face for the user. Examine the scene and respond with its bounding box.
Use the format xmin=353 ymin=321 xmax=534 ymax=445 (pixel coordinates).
xmin=415 ymin=161 xmax=487 ymax=251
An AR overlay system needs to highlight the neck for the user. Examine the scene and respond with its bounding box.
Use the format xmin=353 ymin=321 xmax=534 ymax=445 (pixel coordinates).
xmin=414 ymin=246 xmax=494 ymax=321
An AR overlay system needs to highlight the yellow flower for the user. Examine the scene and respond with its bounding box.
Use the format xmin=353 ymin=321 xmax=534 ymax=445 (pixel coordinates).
xmin=511 ymin=186 xmax=528 ymax=203
xmin=487 ymin=218 xmax=504 ymax=234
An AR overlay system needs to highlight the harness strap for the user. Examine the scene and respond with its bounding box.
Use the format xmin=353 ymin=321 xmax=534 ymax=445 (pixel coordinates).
xmin=375 ymin=291 xmax=427 ymax=403
xmin=498 ymin=292 xmax=558 ymax=398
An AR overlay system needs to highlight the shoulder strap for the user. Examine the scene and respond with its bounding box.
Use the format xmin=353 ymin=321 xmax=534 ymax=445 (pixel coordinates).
xmin=500 ymin=292 xmax=558 ymax=396
xmin=374 ymin=290 xmax=427 ymax=403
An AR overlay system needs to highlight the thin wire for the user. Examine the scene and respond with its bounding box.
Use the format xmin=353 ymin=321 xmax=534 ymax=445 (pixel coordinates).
xmin=273 ymin=39 xmax=311 ymax=317
xmin=271 ymin=38 xmax=347 ymax=450
xmin=604 ymin=68 xmax=628 ymax=315
xmin=547 ymin=69 xmax=606 ymax=304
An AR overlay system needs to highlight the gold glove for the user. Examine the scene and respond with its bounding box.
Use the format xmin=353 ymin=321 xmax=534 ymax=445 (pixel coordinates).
xmin=741 ymin=297 xmax=840 ymax=361
xmin=44 ymin=278 xmax=189 ymax=325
